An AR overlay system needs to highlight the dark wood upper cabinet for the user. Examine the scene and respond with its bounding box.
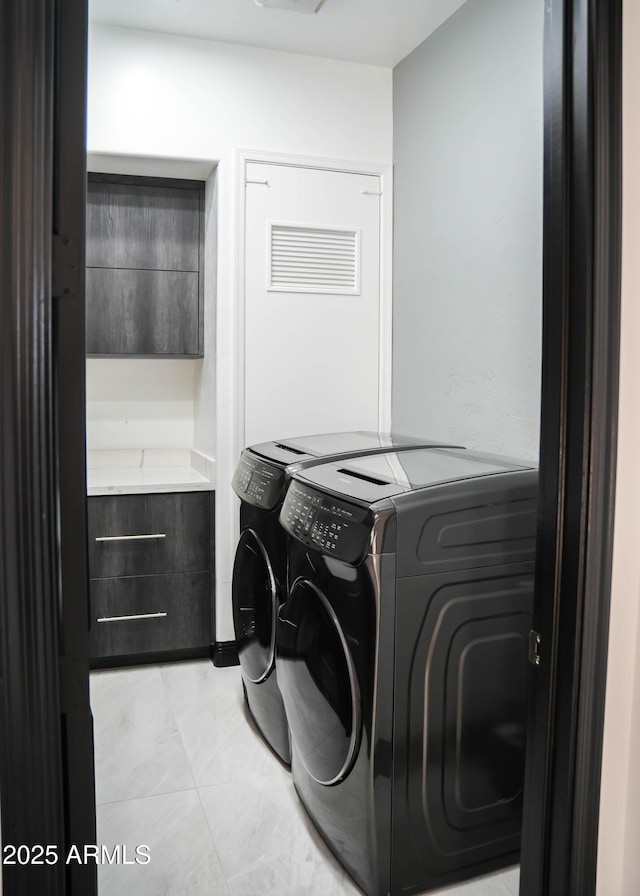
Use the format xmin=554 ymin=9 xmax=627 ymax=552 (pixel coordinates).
xmin=86 ymin=180 xmax=201 ymax=270
xmin=86 ymin=173 xmax=205 ymax=357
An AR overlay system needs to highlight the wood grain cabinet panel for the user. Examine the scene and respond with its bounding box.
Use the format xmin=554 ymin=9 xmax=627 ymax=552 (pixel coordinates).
xmin=89 ymin=572 xmax=210 ymax=660
xmin=86 ymin=268 xmax=199 ymax=356
xmin=86 ymin=173 xmax=205 ymax=357
xmin=87 ymin=491 xmax=215 ymax=667
xmin=86 ymin=181 xmax=200 ymax=271
xmin=88 ymin=492 xmax=210 ymax=579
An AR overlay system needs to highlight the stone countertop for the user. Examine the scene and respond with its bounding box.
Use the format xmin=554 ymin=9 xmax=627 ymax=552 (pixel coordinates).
xmin=86 ymin=448 xmax=216 ymax=497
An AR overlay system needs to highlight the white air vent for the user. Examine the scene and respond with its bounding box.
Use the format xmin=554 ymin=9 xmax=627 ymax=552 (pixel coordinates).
xmin=255 ymin=0 xmax=326 ymax=14
xmin=269 ymin=223 xmax=360 ymax=295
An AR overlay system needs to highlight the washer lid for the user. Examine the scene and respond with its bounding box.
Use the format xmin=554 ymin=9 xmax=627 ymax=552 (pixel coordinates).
xmin=248 ymin=430 xmax=440 ymax=466
xmin=282 ymin=430 xmax=433 ymax=456
xmin=295 ymin=447 xmax=535 ymax=506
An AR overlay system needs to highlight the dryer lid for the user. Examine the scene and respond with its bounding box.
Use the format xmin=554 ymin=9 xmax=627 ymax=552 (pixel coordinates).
xmin=295 ymin=447 xmax=535 ymax=505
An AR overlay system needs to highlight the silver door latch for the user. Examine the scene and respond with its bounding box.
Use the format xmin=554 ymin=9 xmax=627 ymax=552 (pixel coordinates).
xmin=528 ymin=630 xmax=541 ymax=666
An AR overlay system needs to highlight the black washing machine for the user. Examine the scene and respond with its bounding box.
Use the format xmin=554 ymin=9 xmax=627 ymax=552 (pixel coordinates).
xmin=231 ymin=432 xmax=457 ymax=766
xmin=276 ymin=446 xmax=538 ymax=894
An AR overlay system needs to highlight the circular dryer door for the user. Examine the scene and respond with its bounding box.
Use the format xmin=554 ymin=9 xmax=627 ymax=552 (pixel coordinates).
xmin=276 ymin=579 xmax=360 ymax=785
xmin=232 ymin=529 xmax=278 ymax=683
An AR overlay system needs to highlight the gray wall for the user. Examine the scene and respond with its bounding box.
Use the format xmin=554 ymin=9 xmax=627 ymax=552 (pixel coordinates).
xmin=391 ymin=0 xmax=543 ymax=459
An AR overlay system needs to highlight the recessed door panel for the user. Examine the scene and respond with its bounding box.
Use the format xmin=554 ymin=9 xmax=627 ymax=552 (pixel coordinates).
xmin=392 ymin=566 xmax=533 ymax=889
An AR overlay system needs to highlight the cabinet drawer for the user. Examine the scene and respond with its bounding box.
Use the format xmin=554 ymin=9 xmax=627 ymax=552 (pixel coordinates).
xmin=89 ymin=571 xmax=211 ymax=659
xmin=88 ymin=492 xmax=210 ymax=579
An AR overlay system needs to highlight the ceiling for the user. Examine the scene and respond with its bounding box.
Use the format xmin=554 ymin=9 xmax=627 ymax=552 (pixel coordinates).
xmin=88 ymin=0 xmax=469 ymax=68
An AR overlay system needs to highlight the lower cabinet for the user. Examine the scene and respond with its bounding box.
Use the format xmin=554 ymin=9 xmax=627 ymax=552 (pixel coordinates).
xmin=88 ymin=491 xmax=215 ymax=667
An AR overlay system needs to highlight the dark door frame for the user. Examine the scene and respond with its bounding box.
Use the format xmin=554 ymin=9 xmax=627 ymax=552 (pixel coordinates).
xmin=1 ymin=3 xmax=67 ymax=892
xmin=53 ymin=0 xmax=99 ymax=893
xmin=0 ymin=0 xmax=622 ymax=895
xmin=521 ymin=0 xmax=622 ymax=894
xmin=1 ymin=0 xmax=97 ymax=894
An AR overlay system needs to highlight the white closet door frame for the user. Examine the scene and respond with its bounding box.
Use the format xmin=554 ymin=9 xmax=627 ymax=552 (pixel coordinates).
xmin=235 ymin=148 xmax=393 ymax=459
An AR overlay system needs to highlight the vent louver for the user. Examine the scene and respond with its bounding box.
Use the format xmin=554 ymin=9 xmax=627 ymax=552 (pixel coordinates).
xmin=269 ymin=223 xmax=360 ymax=295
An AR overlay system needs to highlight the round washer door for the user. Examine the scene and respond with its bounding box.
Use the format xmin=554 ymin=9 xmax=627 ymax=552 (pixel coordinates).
xmin=232 ymin=528 xmax=278 ymax=683
xmin=276 ymin=579 xmax=360 ymax=785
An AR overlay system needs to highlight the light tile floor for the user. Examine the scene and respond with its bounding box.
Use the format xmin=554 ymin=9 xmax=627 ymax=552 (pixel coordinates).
xmin=90 ymin=660 xmax=520 ymax=896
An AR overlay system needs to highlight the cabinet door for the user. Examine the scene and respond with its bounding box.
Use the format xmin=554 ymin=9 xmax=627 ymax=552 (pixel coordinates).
xmin=86 ymin=175 xmax=204 ymax=357
xmin=85 ymin=268 xmax=199 ymax=356
xmin=86 ymin=181 xmax=200 ymax=271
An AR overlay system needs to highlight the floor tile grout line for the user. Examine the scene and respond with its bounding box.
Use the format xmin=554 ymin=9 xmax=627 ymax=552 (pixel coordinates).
xmin=160 ymin=662 xmax=359 ymax=891
xmin=194 ymin=768 xmax=289 ymax=792
xmin=94 ymin=673 xmax=230 ymax=896
xmin=497 ymin=867 xmax=521 ymax=896
xmin=92 ymin=662 xmax=198 ymax=805
xmin=156 ymin=660 xmax=200 ymax=793
xmin=157 ymin=659 xmax=285 ymax=791
xmin=194 ymin=786 xmax=233 ymax=896
xmin=97 ymin=785 xmax=203 ymax=808
xmin=94 ymin=663 xmax=355 ymax=893
xmin=156 ymin=661 xmax=257 ymax=791
xmin=156 ymin=660 xmax=243 ymax=894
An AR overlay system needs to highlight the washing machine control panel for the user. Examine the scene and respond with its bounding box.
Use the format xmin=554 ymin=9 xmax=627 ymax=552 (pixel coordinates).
xmin=280 ymin=482 xmax=373 ymax=564
xmin=232 ymin=452 xmax=285 ymax=510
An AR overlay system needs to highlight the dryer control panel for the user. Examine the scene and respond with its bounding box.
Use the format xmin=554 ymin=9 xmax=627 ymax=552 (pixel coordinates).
xmin=280 ymin=482 xmax=373 ymax=565
xmin=232 ymin=452 xmax=286 ymax=510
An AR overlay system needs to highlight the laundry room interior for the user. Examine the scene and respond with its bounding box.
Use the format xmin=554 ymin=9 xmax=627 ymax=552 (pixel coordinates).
xmin=84 ymin=0 xmax=543 ymax=894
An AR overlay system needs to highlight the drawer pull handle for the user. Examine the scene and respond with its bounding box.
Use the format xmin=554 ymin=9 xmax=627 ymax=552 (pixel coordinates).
xmin=95 ymin=534 xmax=167 ymax=543
xmin=97 ymin=612 xmax=168 ymax=623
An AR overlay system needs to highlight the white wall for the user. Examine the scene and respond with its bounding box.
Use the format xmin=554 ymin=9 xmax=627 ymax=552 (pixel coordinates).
xmin=391 ymin=0 xmax=543 ymax=460
xmin=87 ymin=24 xmax=393 ymax=638
xmin=596 ymin=1 xmax=640 ymax=892
xmin=86 ymin=359 xmax=199 ymax=449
